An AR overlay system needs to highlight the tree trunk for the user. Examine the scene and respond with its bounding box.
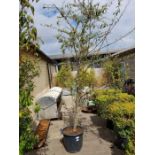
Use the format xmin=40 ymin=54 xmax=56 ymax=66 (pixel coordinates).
xmin=73 ymin=93 xmax=79 ymax=132
xmin=73 ymin=61 xmax=81 ymax=132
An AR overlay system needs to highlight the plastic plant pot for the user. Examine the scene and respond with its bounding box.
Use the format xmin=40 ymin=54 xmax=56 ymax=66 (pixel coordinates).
xmin=62 ymin=126 xmax=84 ymax=153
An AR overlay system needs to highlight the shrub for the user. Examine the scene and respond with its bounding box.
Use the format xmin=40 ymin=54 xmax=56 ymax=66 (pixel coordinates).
xmin=94 ymin=89 xmax=135 ymax=155
xmin=116 ymin=93 xmax=135 ymax=103
xmin=19 ymin=107 xmax=38 ymax=155
xmin=106 ymin=102 xmax=135 ymax=120
xmin=34 ymin=103 xmax=40 ymax=113
xmin=19 ymin=55 xmax=39 ymax=155
xmin=94 ymin=89 xmax=135 ymax=107
xmin=125 ymin=138 xmax=135 ymax=155
xmin=56 ymin=63 xmax=74 ymax=88
xmin=76 ymin=67 xmax=96 ymax=89
xmin=102 ymin=58 xmax=128 ymax=89
xmin=94 ymin=89 xmax=134 ymax=118
xmin=94 ymin=89 xmax=121 ymax=97
xmin=106 ymin=102 xmax=135 ymax=155
xmin=114 ymin=117 xmax=135 ymax=155
xmin=19 ymin=0 xmax=40 ymax=153
xmin=95 ymin=94 xmax=118 ymax=117
xmin=96 ymin=95 xmax=117 ymax=104
xmin=114 ymin=117 xmax=135 ymax=138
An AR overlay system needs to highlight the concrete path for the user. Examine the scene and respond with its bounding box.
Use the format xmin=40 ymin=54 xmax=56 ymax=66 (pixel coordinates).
xmin=27 ymin=96 xmax=124 ymax=155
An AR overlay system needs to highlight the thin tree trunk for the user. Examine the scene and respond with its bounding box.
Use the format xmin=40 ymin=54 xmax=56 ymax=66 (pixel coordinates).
xmin=73 ymin=92 xmax=79 ymax=132
xmin=73 ymin=61 xmax=80 ymax=132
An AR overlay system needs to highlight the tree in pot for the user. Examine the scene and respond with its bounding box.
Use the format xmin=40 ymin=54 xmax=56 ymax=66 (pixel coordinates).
xmin=44 ymin=0 xmax=122 ymax=152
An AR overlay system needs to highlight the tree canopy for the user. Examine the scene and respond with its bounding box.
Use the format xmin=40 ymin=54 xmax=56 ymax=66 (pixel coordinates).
xmin=54 ymin=0 xmax=122 ymax=59
xmin=19 ymin=0 xmax=39 ymax=51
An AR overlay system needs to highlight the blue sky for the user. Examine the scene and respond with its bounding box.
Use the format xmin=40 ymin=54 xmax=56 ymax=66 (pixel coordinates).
xmin=32 ymin=0 xmax=135 ymax=56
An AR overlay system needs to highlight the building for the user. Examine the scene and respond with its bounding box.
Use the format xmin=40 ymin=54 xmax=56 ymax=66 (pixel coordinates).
xmin=20 ymin=47 xmax=55 ymax=100
xmin=49 ymin=47 xmax=135 ymax=85
xmin=110 ymin=47 xmax=135 ymax=80
xmin=22 ymin=47 xmax=135 ymax=97
xmin=31 ymin=48 xmax=56 ymax=99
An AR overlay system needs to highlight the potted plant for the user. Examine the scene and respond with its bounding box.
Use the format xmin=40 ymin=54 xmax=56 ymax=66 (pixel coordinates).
xmin=44 ymin=0 xmax=122 ymax=152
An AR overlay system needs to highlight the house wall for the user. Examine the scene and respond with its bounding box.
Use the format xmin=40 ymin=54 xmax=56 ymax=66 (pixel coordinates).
xmin=94 ymin=52 xmax=135 ymax=86
xmin=94 ymin=68 xmax=103 ymax=78
xmin=20 ymin=49 xmax=55 ymax=100
xmin=32 ymin=59 xmax=55 ymax=100
xmin=51 ymin=50 xmax=135 ymax=87
xmin=116 ymin=52 xmax=135 ymax=80
xmin=52 ymin=65 xmax=105 ymax=87
xmin=32 ymin=59 xmax=49 ymax=99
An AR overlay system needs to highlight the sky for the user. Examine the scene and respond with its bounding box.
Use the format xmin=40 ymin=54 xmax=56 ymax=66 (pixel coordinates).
xmin=32 ymin=0 xmax=135 ymax=56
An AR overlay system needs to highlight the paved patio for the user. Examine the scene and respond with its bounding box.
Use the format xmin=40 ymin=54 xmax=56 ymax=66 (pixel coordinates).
xmin=27 ymin=96 xmax=124 ymax=155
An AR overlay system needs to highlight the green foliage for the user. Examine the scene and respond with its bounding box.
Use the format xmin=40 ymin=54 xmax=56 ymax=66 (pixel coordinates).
xmin=19 ymin=0 xmax=39 ymax=50
xmin=125 ymin=138 xmax=135 ymax=155
xmin=19 ymin=131 xmax=37 ymax=155
xmin=19 ymin=55 xmax=39 ymax=108
xmin=19 ymin=108 xmax=38 ymax=155
xmin=56 ymin=64 xmax=96 ymax=90
xmin=19 ymin=55 xmax=39 ymax=155
xmin=54 ymin=0 xmax=122 ymax=130
xmin=19 ymin=0 xmax=40 ymax=154
xmin=102 ymin=58 xmax=128 ymax=89
xmin=19 ymin=55 xmax=39 ymax=93
xmin=116 ymin=93 xmax=135 ymax=103
xmin=94 ymin=89 xmax=135 ymax=155
xmin=114 ymin=117 xmax=135 ymax=139
xmin=106 ymin=102 xmax=135 ymax=120
xmin=94 ymin=89 xmax=134 ymax=118
xmin=56 ymin=63 xmax=74 ymax=88
xmin=55 ymin=0 xmax=122 ymax=56
xmin=114 ymin=116 xmax=135 ymax=155
xmin=95 ymin=94 xmax=116 ymax=110
xmin=94 ymin=89 xmax=121 ymax=96
xmin=76 ymin=68 xmax=96 ymax=89
xmin=34 ymin=103 xmax=40 ymax=113
xmin=54 ymin=0 xmax=122 ymax=89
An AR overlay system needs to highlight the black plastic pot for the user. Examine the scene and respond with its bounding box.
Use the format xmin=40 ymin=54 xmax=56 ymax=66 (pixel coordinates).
xmin=114 ymin=136 xmax=128 ymax=150
xmin=106 ymin=119 xmax=114 ymax=130
xmin=62 ymin=126 xmax=84 ymax=153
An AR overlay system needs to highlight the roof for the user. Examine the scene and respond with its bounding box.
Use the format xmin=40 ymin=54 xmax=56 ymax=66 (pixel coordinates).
xmin=49 ymin=51 xmax=115 ymax=60
xmin=36 ymin=48 xmax=53 ymax=63
xmin=20 ymin=45 xmax=53 ymax=63
xmin=111 ymin=47 xmax=135 ymax=57
xmin=49 ymin=47 xmax=135 ymax=60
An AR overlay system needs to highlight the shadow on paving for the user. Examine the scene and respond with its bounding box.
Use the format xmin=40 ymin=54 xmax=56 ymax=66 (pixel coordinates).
xmin=90 ymin=115 xmax=125 ymax=155
xmin=25 ymin=146 xmax=50 ymax=155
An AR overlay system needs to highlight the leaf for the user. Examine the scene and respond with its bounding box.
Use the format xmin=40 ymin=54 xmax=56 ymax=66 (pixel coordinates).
xmin=30 ymin=6 xmax=34 ymax=15
xmin=27 ymin=15 xmax=34 ymax=23
xmin=31 ymin=27 xmax=37 ymax=40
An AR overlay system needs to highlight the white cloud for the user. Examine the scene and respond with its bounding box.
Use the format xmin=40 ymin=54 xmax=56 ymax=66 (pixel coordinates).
xmin=32 ymin=0 xmax=135 ymax=55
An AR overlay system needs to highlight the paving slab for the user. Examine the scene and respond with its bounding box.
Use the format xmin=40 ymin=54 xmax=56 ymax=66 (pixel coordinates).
xmin=27 ymin=95 xmax=124 ymax=155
